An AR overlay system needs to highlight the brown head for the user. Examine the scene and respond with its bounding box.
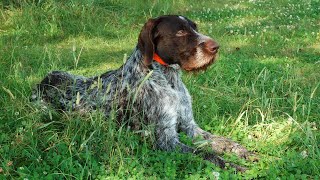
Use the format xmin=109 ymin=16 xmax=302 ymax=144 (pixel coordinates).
xmin=138 ymin=15 xmax=219 ymax=71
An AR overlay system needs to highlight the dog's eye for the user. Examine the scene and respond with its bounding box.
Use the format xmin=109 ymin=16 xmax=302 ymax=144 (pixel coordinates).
xmin=176 ymin=30 xmax=188 ymax=37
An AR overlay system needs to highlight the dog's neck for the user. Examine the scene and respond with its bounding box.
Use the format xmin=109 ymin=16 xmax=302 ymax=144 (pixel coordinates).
xmin=126 ymin=47 xmax=180 ymax=70
xmin=123 ymin=47 xmax=181 ymax=76
xmin=119 ymin=47 xmax=183 ymax=91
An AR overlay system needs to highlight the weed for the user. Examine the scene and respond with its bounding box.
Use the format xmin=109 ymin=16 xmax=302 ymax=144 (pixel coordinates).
xmin=0 ymin=0 xmax=319 ymax=179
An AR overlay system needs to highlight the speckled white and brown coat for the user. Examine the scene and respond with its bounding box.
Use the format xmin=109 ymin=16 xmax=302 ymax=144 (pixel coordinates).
xmin=32 ymin=15 xmax=252 ymax=171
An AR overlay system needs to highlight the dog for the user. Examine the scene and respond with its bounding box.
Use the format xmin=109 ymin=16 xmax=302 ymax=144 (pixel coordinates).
xmin=32 ymin=15 xmax=251 ymax=171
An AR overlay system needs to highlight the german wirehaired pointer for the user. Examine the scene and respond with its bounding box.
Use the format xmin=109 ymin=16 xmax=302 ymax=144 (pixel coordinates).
xmin=32 ymin=15 xmax=253 ymax=171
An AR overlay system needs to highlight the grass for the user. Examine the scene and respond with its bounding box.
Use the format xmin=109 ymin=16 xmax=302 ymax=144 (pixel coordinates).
xmin=0 ymin=0 xmax=319 ymax=179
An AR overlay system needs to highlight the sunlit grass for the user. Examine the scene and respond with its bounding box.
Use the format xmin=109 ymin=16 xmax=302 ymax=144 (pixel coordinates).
xmin=0 ymin=0 xmax=319 ymax=179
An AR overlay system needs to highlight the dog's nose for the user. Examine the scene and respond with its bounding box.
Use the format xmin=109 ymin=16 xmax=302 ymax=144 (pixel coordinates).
xmin=205 ymin=40 xmax=219 ymax=54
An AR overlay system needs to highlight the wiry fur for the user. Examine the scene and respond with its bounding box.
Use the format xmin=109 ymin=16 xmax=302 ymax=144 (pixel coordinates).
xmin=32 ymin=15 xmax=254 ymax=171
xmin=33 ymin=47 xmax=199 ymax=151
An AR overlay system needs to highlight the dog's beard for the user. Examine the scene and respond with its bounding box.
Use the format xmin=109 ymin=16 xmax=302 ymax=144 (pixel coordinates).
xmin=182 ymin=47 xmax=217 ymax=71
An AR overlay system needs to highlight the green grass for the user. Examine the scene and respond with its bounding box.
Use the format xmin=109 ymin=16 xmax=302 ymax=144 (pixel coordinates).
xmin=0 ymin=0 xmax=319 ymax=179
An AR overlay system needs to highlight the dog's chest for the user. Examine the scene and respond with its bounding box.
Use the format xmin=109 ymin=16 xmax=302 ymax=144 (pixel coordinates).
xmin=153 ymin=67 xmax=192 ymax=103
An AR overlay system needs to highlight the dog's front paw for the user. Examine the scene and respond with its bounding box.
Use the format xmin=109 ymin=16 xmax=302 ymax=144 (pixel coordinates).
xmin=194 ymin=128 xmax=258 ymax=161
xmin=210 ymin=136 xmax=259 ymax=162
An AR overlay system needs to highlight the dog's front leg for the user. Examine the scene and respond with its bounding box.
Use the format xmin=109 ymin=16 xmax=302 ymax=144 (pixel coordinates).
xmin=139 ymin=87 xmax=193 ymax=153
xmin=176 ymin=85 xmax=201 ymax=137
xmin=152 ymin=108 xmax=235 ymax=170
xmin=142 ymin=86 xmax=247 ymax=171
xmin=155 ymin=118 xmax=193 ymax=153
xmin=152 ymin=100 xmax=193 ymax=153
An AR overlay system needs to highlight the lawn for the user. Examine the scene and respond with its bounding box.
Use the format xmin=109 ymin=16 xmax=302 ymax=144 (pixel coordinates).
xmin=0 ymin=0 xmax=319 ymax=179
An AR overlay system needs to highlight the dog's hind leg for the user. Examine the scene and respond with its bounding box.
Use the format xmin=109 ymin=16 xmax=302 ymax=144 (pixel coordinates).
xmin=31 ymin=71 xmax=80 ymax=110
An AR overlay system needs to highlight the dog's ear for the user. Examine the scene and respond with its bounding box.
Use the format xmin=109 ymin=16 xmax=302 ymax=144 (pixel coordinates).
xmin=138 ymin=18 xmax=160 ymax=67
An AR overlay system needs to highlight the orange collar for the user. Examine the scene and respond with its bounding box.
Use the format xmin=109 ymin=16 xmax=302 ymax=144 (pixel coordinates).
xmin=153 ymin=53 xmax=168 ymax=66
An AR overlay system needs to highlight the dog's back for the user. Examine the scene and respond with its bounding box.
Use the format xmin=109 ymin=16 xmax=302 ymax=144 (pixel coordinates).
xmin=32 ymin=70 xmax=116 ymax=111
xmin=31 ymin=50 xmax=144 ymax=114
